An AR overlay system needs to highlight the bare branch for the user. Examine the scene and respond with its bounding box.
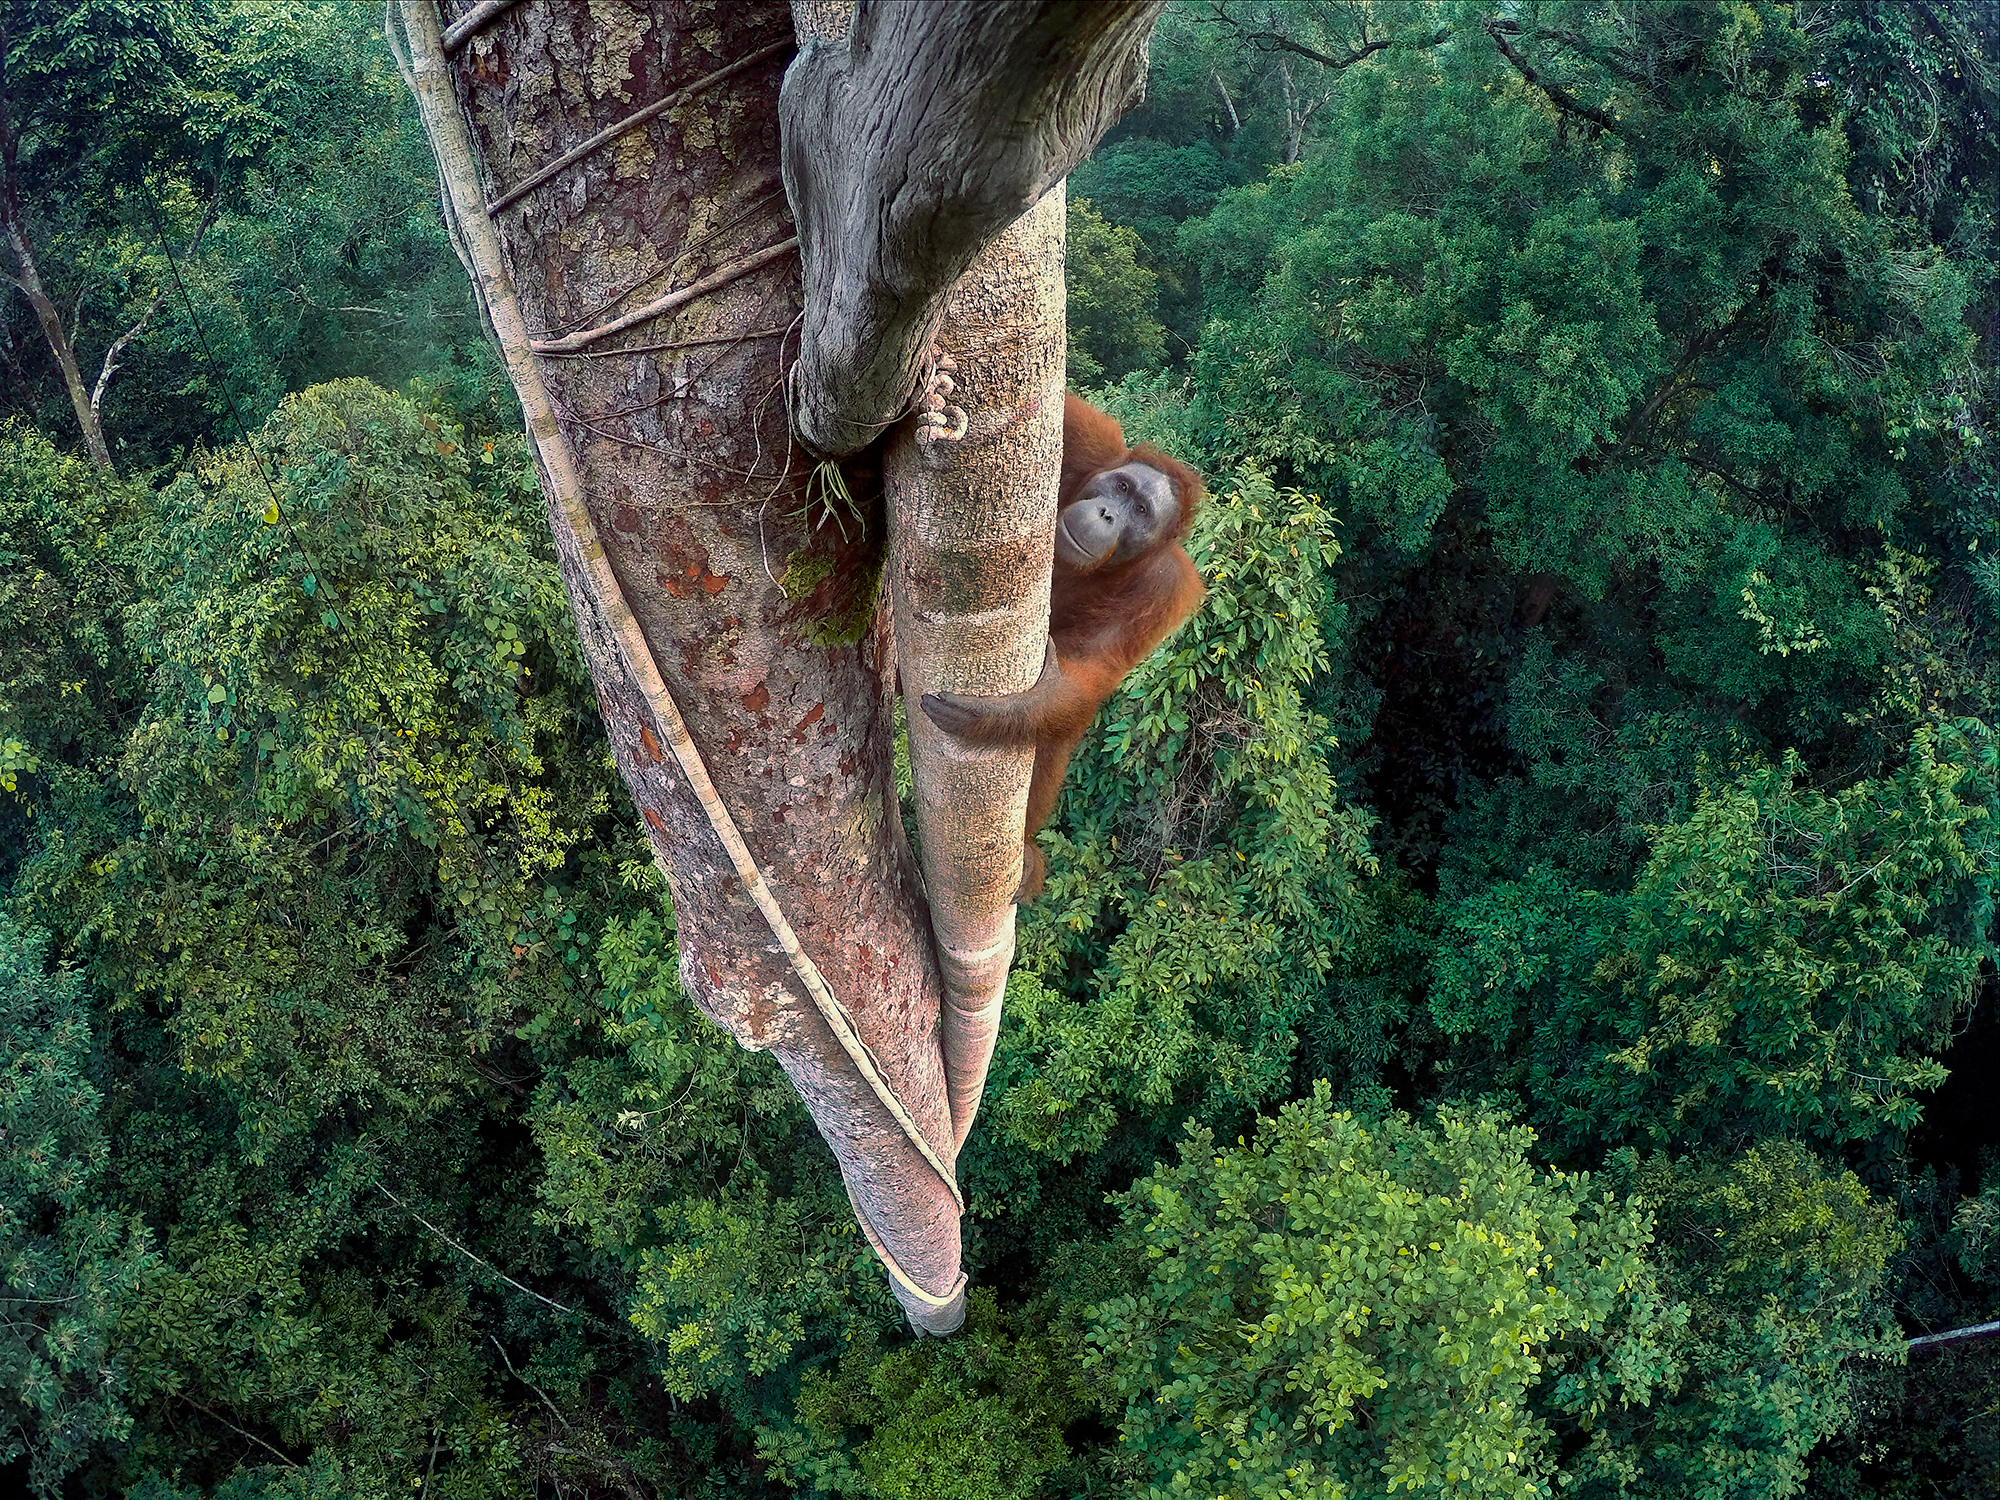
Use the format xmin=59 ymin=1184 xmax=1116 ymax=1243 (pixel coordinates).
xmin=1909 ymin=1318 xmax=2000 ymax=1351
xmin=1486 ymin=19 xmax=1622 ymax=136
xmin=781 ymin=0 xmax=1164 ymax=455
xmin=374 ymin=1181 xmax=581 ymax=1317
xmin=1496 ymin=18 xmax=1652 ymax=85
xmin=440 ymin=0 xmax=522 ymax=56
xmin=92 ymin=195 xmax=218 ymax=419
xmin=1197 ymin=2 xmax=1446 ymax=73
xmin=1222 ymin=25 xmax=1389 ymax=72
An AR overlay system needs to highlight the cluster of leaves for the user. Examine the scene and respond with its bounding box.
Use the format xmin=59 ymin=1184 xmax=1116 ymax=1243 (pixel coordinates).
xmin=1066 ymin=197 xmax=1166 ymax=385
xmin=0 ymin=916 xmax=148 ymax=1493
xmin=1086 ymin=1092 xmax=1678 ymax=1500
xmin=758 ymin=1292 xmax=1094 ymax=1500
xmin=1431 ymin=726 xmax=1998 ymax=1159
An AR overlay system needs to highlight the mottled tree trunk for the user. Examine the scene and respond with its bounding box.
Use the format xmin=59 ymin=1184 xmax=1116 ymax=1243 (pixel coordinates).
xmin=400 ymin=0 xmax=964 ymax=1331
xmin=888 ymin=188 xmax=1067 ymax=1148
xmin=400 ymin=0 xmax=1158 ymax=1337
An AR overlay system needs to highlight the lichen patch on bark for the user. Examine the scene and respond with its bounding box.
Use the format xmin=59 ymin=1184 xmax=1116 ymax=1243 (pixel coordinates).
xmin=583 ymin=0 xmax=648 ymax=101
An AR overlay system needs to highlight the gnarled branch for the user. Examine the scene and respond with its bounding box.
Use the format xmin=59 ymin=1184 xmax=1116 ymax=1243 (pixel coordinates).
xmin=780 ymin=0 xmax=1164 ymax=456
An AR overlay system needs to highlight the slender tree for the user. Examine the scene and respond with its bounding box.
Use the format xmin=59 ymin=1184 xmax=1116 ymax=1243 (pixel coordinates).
xmin=392 ymin=0 xmax=1159 ymax=1332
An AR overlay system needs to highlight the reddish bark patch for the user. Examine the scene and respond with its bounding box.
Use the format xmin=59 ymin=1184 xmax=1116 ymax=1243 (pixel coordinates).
xmin=643 ymin=807 xmax=666 ymax=832
xmin=639 ymin=725 xmax=665 ymax=762
xmin=654 ymin=515 xmax=727 ymax=598
xmin=742 ymin=682 xmax=770 ymax=713
xmin=792 ymin=702 xmax=825 ymax=743
xmin=658 ymin=563 xmax=729 ymax=598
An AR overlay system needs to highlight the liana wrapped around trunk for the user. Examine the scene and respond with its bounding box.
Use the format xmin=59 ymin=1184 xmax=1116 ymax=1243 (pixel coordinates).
xmin=393 ymin=0 xmax=1161 ymax=1334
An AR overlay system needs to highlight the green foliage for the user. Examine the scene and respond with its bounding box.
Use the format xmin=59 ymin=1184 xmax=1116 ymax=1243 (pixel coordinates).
xmin=760 ymin=1292 xmax=1091 ymax=1500
xmin=1602 ymin=731 xmax=1993 ymax=1145
xmin=1607 ymin=1145 xmax=1904 ymax=1499
xmin=0 ymin=915 xmax=148 ymax=1496
xmin=1086 ymin=1090 xmax=1677 ymax=1500
xmin=982 ymin=467 xmax=1377 ymax=1169
xmin=0 ymin=423 xmax=143 ymax=799
xmin=5 ymin=1 xmax=1999 ymax=1493
xmin=3 ymin=379 xmax=684 ymax=1494
xmin=1067 ymin=197 xmax=1165 ymax=385
xmin=15 ymin=379 xmax=607 ymax=1130
xmin=0 ymin=1 xmax=490 ymax=468
xmin=1431 ymin=726 xmax=1997 ymax=1156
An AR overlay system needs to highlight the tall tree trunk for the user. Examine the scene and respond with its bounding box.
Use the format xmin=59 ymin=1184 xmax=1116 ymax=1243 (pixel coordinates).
xmin=398 ymin=0 xmax=1158 ymax=1335
xmin=397 ymin=0 xmax=965 ymax=1332
xmin=888 ymin=186 xmax=1067 ymax=1149
xmin=0 ymin=33 xmax=112 ymax=471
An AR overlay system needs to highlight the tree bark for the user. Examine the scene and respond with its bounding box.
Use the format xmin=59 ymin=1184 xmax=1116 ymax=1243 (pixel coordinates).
xmin=888 ymin=186 xmax=1066 ymax=1149
xmin=779 ymin=0 xmax=1160 ymax=456
xmin=397 ymin=0 xmax=965 ymax=1332
xmin=400 ymin=0 xmax=1155 ymax=1337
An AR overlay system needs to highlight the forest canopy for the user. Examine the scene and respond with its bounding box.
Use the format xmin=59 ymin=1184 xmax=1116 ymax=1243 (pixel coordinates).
xmin=2 ymin=2 xmax=1997 ymax=1497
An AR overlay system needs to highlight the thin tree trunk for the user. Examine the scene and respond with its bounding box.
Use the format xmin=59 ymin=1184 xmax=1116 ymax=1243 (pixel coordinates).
xmin=0 ymin=24 xmax=112 ymax=472
xmin=1211 ymin=67 xmax=1241 ymax=135
xmin=396 ymin=0 xmax=965 ymax=1333
xmin=888 ymin=185 xmax=1067 ymax=1148
xmin=0 ymin=216 xmax=110 ymax=470
xmin=1278 ymin=60 xmax=1306 ymax=166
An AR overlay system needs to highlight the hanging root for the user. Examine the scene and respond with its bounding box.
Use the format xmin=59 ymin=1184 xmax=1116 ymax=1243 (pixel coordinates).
xmin=791 ymin=458 xmax=865 ymax=543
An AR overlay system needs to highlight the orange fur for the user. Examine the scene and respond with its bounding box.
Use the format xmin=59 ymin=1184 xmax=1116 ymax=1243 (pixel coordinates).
xmin=931 ymin=393 xmax=1205 ymax=899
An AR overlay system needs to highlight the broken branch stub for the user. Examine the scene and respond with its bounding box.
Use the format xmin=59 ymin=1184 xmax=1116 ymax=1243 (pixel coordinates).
xmin=780 ymin=0 xmax=1162 ymax=457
